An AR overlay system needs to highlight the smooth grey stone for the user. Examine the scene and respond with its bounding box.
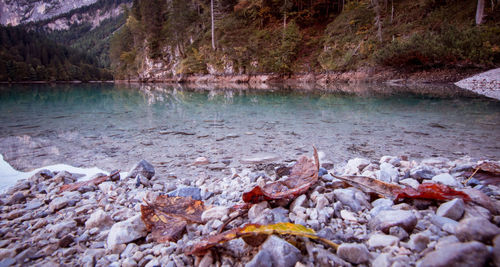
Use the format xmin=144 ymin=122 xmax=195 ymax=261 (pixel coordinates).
xmin=8 ymin=192 xmax=26 ymax=205
xmin=337 ymin=243 xmax=370 ymax=264
xmin=259 ymin=235 xmax=301 ymax=267
xmin=334 ymin=188 xmax=369 ymax=212
xmin=416 ymin=241 xmax=488 ymax=267
xmin=126 ymin=159 xmax=155 ymax=180
xmin=493 ymin=235 xmax=500 ymax=267
xmin=436 ymin=198 xmax=464 ymax=221
xmin=455 ymin=217 xmax=500 ymax=243
xmin=369 ymin=210 xmax=417 ymax=234
xmin=0 ymin=258 xmax=15 ymax=267
xmin=410 ymin=165 xmax=437 ymax=180
xmin=166 ymin=186 xmax=201 ymax=200
xmin=245 ymin=249 xmax=273 ymax=267
xmin=432 ymin=173 xmax=460 ymax=187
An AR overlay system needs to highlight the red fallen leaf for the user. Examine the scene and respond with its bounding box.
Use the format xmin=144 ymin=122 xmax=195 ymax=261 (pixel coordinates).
xmin=141 ymin=195 xmax=206 ymax=242
xmin=332 ymin=174 xmax=471 ymax=203
xmin=394 ymin=183 xmax=471 ymax=202
xmin=185 ymin=222 xmax=338 ymax=256
xmin=242 ymin=147 xmax=319 ymax=206
xmin=59 ymin=170 xmax=119 ymax=192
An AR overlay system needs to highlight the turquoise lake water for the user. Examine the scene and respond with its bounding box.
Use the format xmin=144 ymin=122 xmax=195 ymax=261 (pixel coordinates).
xmin=0 ymin=83 xmax=499 ymax=178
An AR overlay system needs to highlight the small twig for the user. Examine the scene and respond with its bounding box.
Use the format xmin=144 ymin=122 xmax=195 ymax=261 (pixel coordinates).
xmin=463 ymin=167 xmax=480 ymax=185
xmin=217 ymin=209 xmax=248 ymax=234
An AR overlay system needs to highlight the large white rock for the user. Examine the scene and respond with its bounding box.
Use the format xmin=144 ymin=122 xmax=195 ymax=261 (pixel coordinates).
xmin=343 ymin=158 xmax=370 ymax=175
xmin=368 ymin=234 xmax=399 ymax=248
xmin=85 ymin=209 xmax=114 ymax=229
xmin=201 ymin=206 xmax=229 ymax=222
xmin=432 ymin=173 xmax=460 ymax=187
xmin=436 ymin=198 xmax=465 ymax=221
xmin=377 ymin=163 xmax=399 ymax=183
xmin=107 ymin=214 xmax=147 ymax=247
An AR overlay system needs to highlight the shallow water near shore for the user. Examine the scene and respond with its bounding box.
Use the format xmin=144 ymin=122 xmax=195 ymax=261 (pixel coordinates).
xmin=0 ymin=82 xmax=499 ymax=185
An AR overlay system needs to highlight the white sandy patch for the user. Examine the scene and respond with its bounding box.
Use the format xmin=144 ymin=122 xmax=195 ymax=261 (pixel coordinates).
xmin=0 ymin=154 xmax=108 ymax=193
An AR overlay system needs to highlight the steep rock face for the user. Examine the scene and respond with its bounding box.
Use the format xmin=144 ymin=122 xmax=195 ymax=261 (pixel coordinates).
xmin=42 ymin=4 xmax=124 ymax=31
xmin=0 ymin=0 xmax=97 ymax=26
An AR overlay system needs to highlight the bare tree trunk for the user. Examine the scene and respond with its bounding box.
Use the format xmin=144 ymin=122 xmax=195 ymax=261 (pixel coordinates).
xmin=211 ymin=0 xmax=215 ymax=50
xmin=374 ymin=0 xmax=383 ymax=42
xmin=476 ymin=0 xmax=485 ymax=25
xmin=283 ymin=0 xmax=287 ymax=40
xmin=284 ymin=0 xmax=287 ymax=29
xmin=391 ymin=0 xmax=394 ymax=24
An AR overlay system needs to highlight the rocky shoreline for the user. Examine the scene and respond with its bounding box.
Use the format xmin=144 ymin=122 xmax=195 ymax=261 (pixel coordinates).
xmin=1 ymin=153 xmax=499 ymax=267
xmin=455 ymin=68 xmax=500 ymax=100
xmin=118 ymin=67 xmax=482 ymax=87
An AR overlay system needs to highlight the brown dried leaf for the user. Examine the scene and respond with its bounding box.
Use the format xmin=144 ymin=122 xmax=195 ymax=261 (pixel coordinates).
xmin=331 ymin=174 xmax=402 ymax=198
xmin=185 ymin=222 xmax=338 ymax=256
xmin=59 ymin=170 xmax=119 ymax=192
xmin=141 ymin=195 xmax=206 ymax=242
xmin=242 ymin=147 xmax=319 ymax=206
xmin=332 ymin=174 xmax=471 ymax=203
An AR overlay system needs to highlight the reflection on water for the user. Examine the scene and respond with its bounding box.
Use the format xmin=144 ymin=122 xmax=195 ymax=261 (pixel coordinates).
xmin=0 ymin=83 xmax=499 ymax=179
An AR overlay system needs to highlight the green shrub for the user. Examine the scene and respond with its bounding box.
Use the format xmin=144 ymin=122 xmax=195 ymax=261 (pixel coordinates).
xmin=272 ymin=21 xmax=302 ymax=73
xmin=376 ymin=25 xmax=500 ymax=69
xmin=177 ymin=48 xmax=207 ymax=74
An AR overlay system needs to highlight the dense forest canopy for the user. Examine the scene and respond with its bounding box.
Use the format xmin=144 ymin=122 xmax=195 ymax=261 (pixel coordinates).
xmin=110 ymin=0 xmax=500 ymax=79
xmin=0 ymin=26 xmax=112 ymax=82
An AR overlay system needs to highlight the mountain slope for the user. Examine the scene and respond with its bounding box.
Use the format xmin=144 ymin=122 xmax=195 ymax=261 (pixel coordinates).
xmin=0 ymin=0 xmax=97 ymax=26
xmin=30 ymin=0 xmax=131 ymax=68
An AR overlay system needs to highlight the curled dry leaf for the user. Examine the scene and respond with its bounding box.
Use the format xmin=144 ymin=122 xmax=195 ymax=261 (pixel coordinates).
xmin=394 ymin=183 xmax=471 ymax=202
xmin=185 ymin=222 xmax=338 ymax=256
xmin=59 ymin=170 xmax=119 ymax=192
xmin=242 ymin=147 xmax=319 ymax=206
xmin=332 ymin=174 xmax=401 ymax=198
xmin=332 ymin=174 xmax=470 ymax=202
xmin=141 ymin=195 xmax=206 ymax=242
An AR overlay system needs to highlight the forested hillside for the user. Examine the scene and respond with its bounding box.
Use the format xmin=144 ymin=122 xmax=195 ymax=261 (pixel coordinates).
xmin=110 ymin=0 xmax=500 ymax=81
xmin=29 ymin=0 xmax=130 ymax=68
xmin=0 ymin=26 xmax=112 ymax=82
xmin=0 ymin=0 xmax=130 ymax=82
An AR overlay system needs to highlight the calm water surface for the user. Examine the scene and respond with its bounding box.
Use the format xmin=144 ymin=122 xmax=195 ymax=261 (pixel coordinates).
xmin=0 ymin=83 xmax=499 ymax=179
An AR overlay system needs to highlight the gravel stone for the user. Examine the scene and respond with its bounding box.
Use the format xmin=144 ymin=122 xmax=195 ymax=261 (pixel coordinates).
xmin=259 ymin=235 xmax=301 ymax=267
xmin=337 ymin=243 xmax=370 ymax=264
xmin=367 ymin=234 xmax=399 ymax=248
xmin=369 ymin=210 xmax=417 ymax=234
xmin=432 ymin=173 xmax=460 ymax=187
xmin=107 ymin=215 xmax=147 ymax=247
xmin=455 ymin=217 xmax=500 ymax=243
xmin=416 ymin=241 xmax=488 ymax=267
xmin=436 ymin=198 xmax=464 ymax=221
